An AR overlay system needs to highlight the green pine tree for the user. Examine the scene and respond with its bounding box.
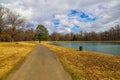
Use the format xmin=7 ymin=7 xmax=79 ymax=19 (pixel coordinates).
xmin=35 ymin=24 xmax=49 ymax=42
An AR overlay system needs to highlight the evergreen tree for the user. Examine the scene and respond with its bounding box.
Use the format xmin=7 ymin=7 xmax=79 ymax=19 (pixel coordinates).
xmin=35 ymin=24 xmax=49 ymax=42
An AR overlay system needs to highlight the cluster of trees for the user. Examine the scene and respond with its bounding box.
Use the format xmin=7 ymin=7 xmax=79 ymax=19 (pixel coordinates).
xmin=0 ymin=5 xmax=49 ymax=42
xmin=0 ymin=5 xmax=35 ymax=42
xmin=50 ymin=25 xmax=120 ymax=41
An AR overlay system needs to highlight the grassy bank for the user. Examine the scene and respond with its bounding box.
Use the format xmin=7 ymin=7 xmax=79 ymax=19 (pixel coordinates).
xmin=41 ymin=42 xmax=120 ymax=80
xmin=0 ymin=42 xmax=35 ymax=79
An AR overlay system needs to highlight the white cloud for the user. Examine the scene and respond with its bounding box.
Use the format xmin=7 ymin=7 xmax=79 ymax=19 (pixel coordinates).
xmin=0 ymin=0 xmax=16 ymax=3
xmin=0 ymin=0 xmax=120 ymax=33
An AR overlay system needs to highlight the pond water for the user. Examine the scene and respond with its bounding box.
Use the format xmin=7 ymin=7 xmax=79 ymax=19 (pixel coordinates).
xmin=51 ymin=42 xmax=120 ymax=56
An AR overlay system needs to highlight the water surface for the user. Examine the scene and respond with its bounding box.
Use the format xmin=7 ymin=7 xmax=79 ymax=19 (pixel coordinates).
xmin=52 ymin=42 xmax=120 ymax=56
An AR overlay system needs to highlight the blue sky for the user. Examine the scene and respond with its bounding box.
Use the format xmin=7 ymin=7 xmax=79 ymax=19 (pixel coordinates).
xmin=1 ymin=0 xmax=120 ymax=34
xmin=53 ymin=20 xmax=60 ymax=26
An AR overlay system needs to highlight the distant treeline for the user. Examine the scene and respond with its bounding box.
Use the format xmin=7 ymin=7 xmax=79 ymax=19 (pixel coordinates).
xmin=50 ymin=25 xmax=120 ymax=41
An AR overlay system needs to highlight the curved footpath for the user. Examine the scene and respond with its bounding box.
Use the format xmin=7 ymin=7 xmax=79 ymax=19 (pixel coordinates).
xmin=5 ymin=44 xmax=72 ymax=80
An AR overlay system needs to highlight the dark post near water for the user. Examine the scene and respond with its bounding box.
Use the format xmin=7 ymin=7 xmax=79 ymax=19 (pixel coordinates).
xmin=79 ymin=46 xmax=83 ymax=51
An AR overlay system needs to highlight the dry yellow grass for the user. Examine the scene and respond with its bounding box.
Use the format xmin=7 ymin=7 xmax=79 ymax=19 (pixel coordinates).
xmin=41 ymin=42 xmax=120 ymax=80
xmin=0 ymin=42 xmax=35 ymax=79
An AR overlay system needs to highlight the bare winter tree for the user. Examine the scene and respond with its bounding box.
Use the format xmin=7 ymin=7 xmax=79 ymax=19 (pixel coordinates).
xmin=0 ymin=5 xmax=6 ymax=34
xmin=0 ymin=5 xmax=10 ymax=41
xmin=24 ymin=29 xmax=35 ymax=41
xmin=6 ymin=10 xmax=25 ymax=42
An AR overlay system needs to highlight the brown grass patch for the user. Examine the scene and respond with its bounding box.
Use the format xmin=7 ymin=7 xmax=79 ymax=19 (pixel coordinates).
xmin=0 ymin=42 xmax=35 ymax=79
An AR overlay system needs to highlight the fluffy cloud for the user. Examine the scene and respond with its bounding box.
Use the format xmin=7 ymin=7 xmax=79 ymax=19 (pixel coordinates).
xmin=0 ymin=0 xmax=120 ymax=34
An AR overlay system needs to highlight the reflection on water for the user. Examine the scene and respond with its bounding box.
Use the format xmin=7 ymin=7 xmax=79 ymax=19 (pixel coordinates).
xmin=52 ymin=42 xmax=120 ymax=56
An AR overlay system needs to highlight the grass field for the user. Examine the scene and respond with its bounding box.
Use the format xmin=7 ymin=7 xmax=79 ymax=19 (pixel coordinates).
xmin=0 ymin=42 xmax=35 ymax=79
xmin=41 ymin=42 xmax=120 ymax=80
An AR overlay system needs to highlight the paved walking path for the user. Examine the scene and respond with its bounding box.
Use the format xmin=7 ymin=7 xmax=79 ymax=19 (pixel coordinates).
xmin=6 ymin=44 xmax=72 ymax=80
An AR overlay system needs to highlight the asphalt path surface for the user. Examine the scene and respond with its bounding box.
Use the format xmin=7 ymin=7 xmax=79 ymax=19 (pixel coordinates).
xmin=5 ymin=44 xmax=72 ymax=80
